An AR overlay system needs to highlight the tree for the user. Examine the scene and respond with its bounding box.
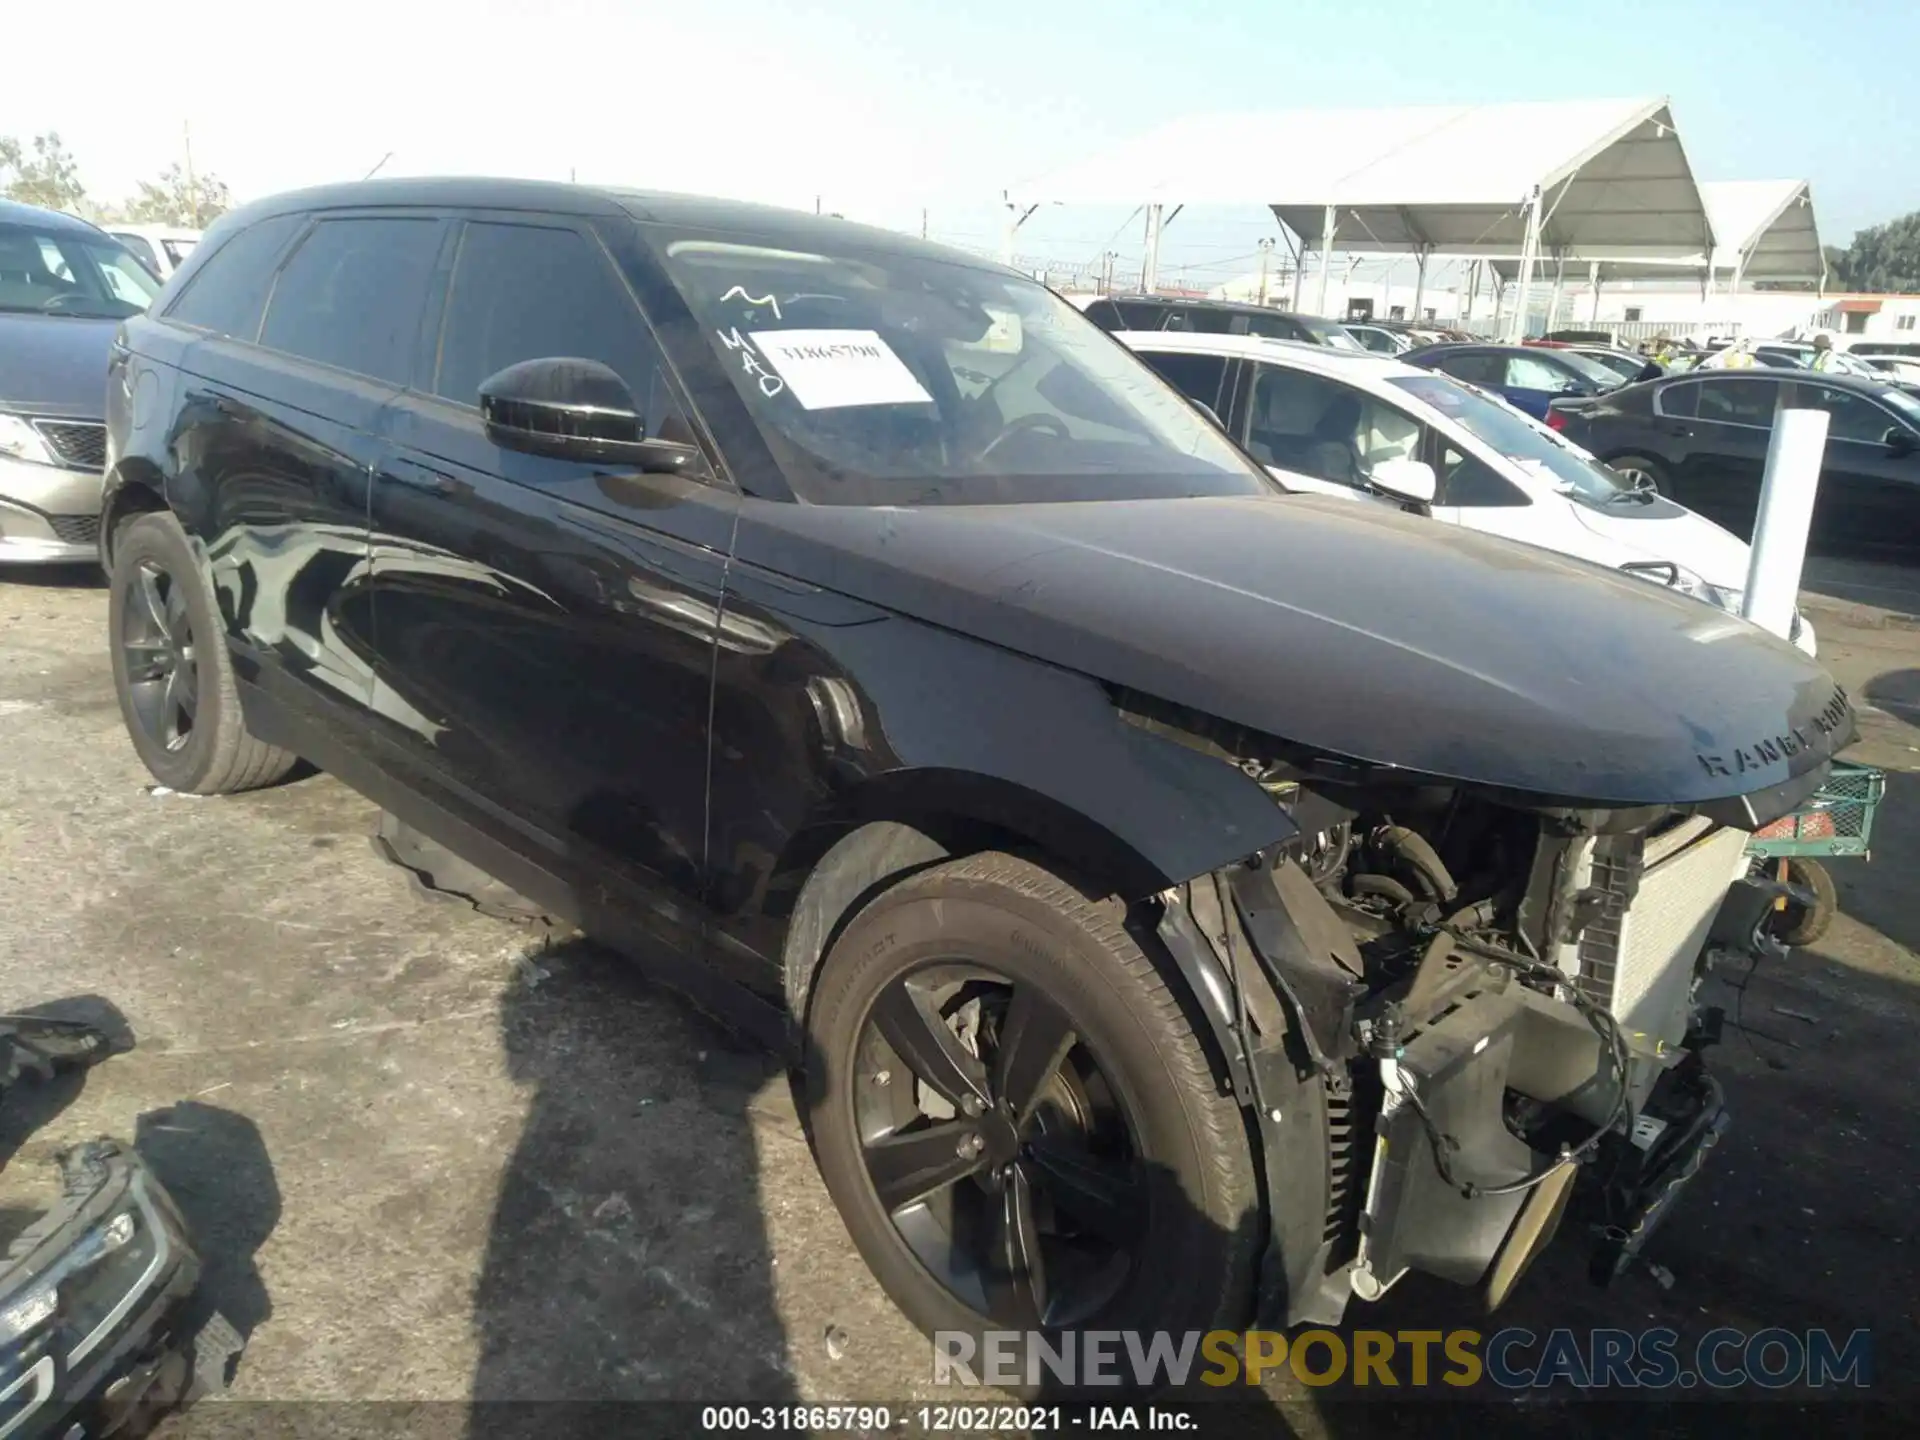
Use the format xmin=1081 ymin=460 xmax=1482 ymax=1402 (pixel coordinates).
xmin=122 ymin=163 xmax=231 ymax=227
xmin=0 ymin=131 xmax=87 ymax=213
xmin=1825 ymin=213 xmax=1920 ymax=294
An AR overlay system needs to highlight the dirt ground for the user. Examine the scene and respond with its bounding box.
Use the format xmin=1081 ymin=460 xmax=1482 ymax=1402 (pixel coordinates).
xmin=0 ymin=555 xmax=1915 ymax=1434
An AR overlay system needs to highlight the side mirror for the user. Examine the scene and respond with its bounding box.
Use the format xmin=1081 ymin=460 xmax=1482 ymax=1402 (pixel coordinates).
xmin=478 ymin=357 xmax=705 ymax=474
xmin=1884 ymin=426 xmax=1915 ymax=457
xmin=1368 ymin=457 xmax=1438 ymax=505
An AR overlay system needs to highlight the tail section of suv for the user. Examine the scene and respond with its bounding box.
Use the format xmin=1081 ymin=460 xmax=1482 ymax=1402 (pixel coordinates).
xmin=104 ymin=179 xmax=1851 ymax=1361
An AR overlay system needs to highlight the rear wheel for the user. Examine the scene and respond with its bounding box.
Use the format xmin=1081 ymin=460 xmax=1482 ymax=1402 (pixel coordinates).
xmin=804 ymin=853 xmax=1260 ymax=1389
xmin=1607 ymin=453 xmax=1669 ymax=495
xmin=108 ymin=512 xmax=297 ymax=794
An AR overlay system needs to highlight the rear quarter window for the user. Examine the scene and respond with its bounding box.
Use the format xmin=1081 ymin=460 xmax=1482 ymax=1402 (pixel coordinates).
xmin=163 ymin=215 xmax=304 ymax=341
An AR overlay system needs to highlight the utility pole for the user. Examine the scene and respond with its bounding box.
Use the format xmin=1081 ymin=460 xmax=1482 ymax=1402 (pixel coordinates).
xmin=920 ymin=208 xmax=928 ymax=240
xmin=1256 ymin=237 xmax=1274 ymax=307
xmin=183 ymin=121 xmax=200 ymax=227
xmin=1101 ymin=251 xmax=1116 ymax=294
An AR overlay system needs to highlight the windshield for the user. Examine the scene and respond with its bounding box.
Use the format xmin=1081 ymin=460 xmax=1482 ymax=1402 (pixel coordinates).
xmin=656 ymin=233 xmax=1273 ymax=506
xmin=1389 ymin=372 xmax=1633 ymax=504
xmin=1577 ymin=349 xmax=1647 ymax=381
xmin=1297 ymin=317 xmax=1365 ymax=351
xmin=0 ymin=223 xmax=160 ymax=318
xmin=1553 ymin=347 xmax=1631 ymax=389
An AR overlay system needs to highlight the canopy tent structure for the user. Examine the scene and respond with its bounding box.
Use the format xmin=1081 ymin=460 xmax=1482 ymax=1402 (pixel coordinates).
xmin=1473 ymin=179 xmax=1824 ymax=329
xmin=1010 ymin=97 xmax=1714 ymax=339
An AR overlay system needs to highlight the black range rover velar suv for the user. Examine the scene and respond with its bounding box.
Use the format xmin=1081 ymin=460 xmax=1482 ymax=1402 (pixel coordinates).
xmin=102 ymin=179 xmax=1853 ymax=1370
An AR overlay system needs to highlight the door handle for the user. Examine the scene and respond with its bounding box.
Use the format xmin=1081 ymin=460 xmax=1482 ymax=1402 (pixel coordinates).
xmin=1660 ymin=423 xmax=1693 ymax=438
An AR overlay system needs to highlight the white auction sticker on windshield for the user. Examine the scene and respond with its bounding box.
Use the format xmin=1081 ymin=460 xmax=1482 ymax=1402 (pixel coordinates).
xmin=748 ymin=329 xmax=933 ymax=410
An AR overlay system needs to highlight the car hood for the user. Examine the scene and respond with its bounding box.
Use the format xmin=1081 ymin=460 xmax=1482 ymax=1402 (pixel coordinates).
xmin=742 ymin=492 xmax=1851 ymax=810
xmin=1567 ymin=498 xmax=1755 ymax=591
xmin=0 ymin=312 xmax=118 ymax=417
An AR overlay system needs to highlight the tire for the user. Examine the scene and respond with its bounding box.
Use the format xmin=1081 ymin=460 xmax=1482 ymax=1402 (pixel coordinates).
xmin=1766 ymin=857 xmax=1837 ymax=949
xmin=1606 ymin=453 xmax=1669 ymax=495
xmin=108 ymin=512 xmax=297 ymax=795
xmin=803 ymin=852 xmax=1260 ymax=1392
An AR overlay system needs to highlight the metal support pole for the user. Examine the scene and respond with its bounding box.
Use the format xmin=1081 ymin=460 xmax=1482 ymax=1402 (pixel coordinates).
xmin=1142 ymin=204 xmax=1164 ymax=294
xmin=1508 ymin=186 xmax=1543 ymax=343
xmin=1461 ymin=260 xmax=1478 ymax=325
xmin=1588 ymin=260 xmax=1602 ymax=324
xmin=1412 ymin=248 xmax=1429 ymax=323
xmin=1741 ymin=409 xmax=1830 ymax=641
xmin=1546 ymin=252 xmax=1566 ymax=335
xmin=1315 ymin=204 xmax=1337 ymax=317
xmin=1000 ymin=199 xmax=1016 ymax=266
xmin=1256 ymin=238 xmax=1273 ymax=307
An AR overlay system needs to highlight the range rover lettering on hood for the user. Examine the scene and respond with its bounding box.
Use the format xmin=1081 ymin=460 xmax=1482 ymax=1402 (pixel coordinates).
xmin=738 ymin=491 xmax=1856 ymax=809
xmin=1698 ymin=686 xmax=1852 ymax=780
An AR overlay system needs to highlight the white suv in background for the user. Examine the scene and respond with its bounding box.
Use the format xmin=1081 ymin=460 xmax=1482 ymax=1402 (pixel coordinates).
xmin=1123 ymin=330 xmax=1816 ymax=656
xmin=105 ymin=224 xmax=201 ymax=280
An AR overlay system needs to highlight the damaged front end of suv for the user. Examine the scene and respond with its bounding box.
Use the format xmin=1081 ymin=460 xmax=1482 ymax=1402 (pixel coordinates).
xmin=1125 ymin=680 xmax=1857 ymax=1326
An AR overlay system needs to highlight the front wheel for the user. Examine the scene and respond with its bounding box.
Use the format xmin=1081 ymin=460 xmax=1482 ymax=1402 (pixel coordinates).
xmin=108 ymin=512 xmax=297 ymax=794
xmin=803 ymin=853 xmax=1261 ymax=1389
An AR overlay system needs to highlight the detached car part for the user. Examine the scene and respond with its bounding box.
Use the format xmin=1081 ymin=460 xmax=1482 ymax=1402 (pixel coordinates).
xmin=0 ymin=1018 xmax=236 ymax=1439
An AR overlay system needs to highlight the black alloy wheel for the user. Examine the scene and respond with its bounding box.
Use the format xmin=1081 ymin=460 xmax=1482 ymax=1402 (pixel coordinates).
xmin=119 ymin=558 xmax=200 ymax=753
xmin=804 ymin=852 xmax=1267 ymax=1384
xmin=854 ymin=963 xmax=1145 ymax=1329
xmin=107 ymin=512 xmax=297 ymax=794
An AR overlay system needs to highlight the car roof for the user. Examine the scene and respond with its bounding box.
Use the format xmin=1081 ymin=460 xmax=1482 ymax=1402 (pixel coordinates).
xmin=0 ymin=197 xmax=109 ymax=237
xmin=1655 ymin=366 xmax=1898 ymax=398
xmin=1095 ymin=293 xmax=1333 ymax=322
xmin=1119 ymin=328 xmax=1428 ymax=381
xmin=107 ymin=222 xmax=200 ymax=240
xmin=212 ymin=177 xmax=1020 ymax=276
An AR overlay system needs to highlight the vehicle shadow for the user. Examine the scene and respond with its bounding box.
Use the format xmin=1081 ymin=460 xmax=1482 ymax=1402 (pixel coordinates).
xmin=1802 ymin=559 xmax=1920 ymax=620
xmin=134 ymin=1099 xmax=281 ymax=1365
xmin=465 ymin=934 xmax=798 ymax=1435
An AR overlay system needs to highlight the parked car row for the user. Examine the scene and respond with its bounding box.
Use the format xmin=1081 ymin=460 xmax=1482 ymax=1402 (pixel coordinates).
xmin=1123 ymin=331 xmax=1813 ymax=653
xmin=0 ymin=182 xmax=1864 ymax=1381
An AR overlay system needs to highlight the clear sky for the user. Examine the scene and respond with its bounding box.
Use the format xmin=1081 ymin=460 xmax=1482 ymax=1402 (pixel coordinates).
xmin=4 ymin=0 xmax=1912 ymax=286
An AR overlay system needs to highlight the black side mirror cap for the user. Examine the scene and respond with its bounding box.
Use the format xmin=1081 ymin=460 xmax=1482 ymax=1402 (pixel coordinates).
xmin=478 ymin=357 xmax=707 ymax=475
xmin=1883 ymin=426 xmax=1915 ymax=456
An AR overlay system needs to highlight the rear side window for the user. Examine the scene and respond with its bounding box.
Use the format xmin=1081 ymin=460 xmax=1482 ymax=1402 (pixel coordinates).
xmin=1139 ymin=351 xmax=1230 ymax=419
xmin=164 ymin=215 xmax=302 ymax=340
xmin=432 ymin=221 xmax=680 ymax=433
xmin=258 ymin=217 xmax=442 ymax=384
xmin=115 ymin=234 xmax=161 ymax=274
xmin=1436 ymin=351 xmax=1504 ymax=386
xmin=1116 ymin=302 xmax=1168 ymax=329
xmin=1695 ymin=377 xmax=1783 ymax=427
xmin=1081 ymin=299 xmax=1123 ymax=331
xmin=1242 ymin=313 xmax=1307 ymax=342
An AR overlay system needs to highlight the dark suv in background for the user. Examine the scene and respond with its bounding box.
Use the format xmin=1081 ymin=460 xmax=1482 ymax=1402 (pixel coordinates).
xmin=101 ymin=179 xmax=1849 ymax=1367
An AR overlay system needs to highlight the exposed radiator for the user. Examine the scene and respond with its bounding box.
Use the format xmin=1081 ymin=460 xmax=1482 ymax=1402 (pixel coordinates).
xmin=1564 ymin=820 xmax=1752 ymax=1053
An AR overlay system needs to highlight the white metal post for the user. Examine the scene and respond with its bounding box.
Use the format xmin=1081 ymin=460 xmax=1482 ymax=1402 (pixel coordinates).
xmin=1741 ymin=409 xmax=1831 ymax=641
xmin=1588 ymin=260 xmax=1602 ymax=324
xmin=1315 ymin=204 xmax=1337 ymax=317
xmin=1508 ymin=186 xmax=1543 ymax=343
xmin=1461 ymin=260 xmax=1478 ymax=325
xmin=1142 ymin=204 xmax=1164 ymax=294
xmin=1412 ymin=248 xmax=1429 ymax=323
xmin=1546 ymin=252 xmax=1566 ymax=334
